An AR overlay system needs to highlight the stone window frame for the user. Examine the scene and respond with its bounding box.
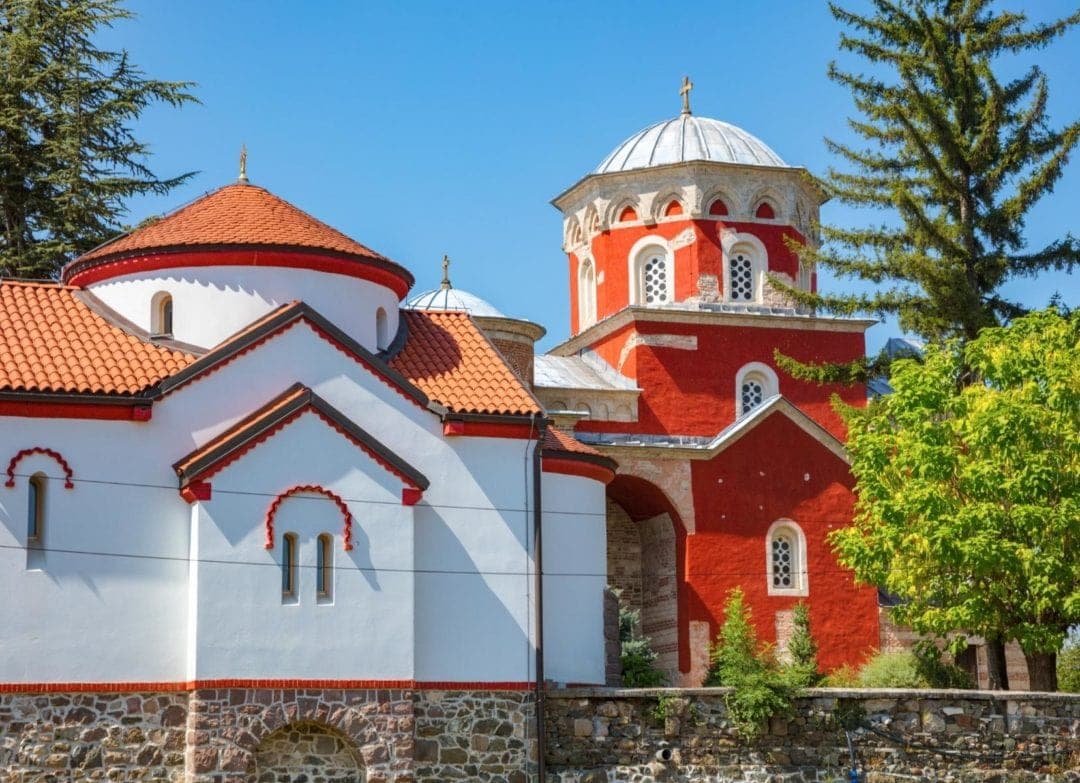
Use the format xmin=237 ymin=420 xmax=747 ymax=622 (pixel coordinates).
xmin=766 ymin=518 xmax=808 ymax=597
xmin=578 ymin=256 xmax=597 ymax=329
xmin=316 ymin=532 xmax=333 ymax=603
xmin=628 ymin=235 xmax=674 ymax=307
xmin=734 ymin=361 xmax=779 ymax=417
xmin=282 ymin=532 xmax=299 ymax=603
xmin=151 ymin=290 xmax=173 ymax=337
xmin=26 ymin=472 xmax=46 ymax=545
xmin=719 ymin=232 xmax=768 ymax=305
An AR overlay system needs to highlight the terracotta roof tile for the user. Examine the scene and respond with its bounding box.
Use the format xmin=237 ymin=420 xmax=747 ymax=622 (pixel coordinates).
xmin=76 ymin=183 xmax=388 ymax=263
xmin=391 ymin=310 xmax=542 ymax=416
xmin=0 ymin=281 xmax=195 ymax=395
xmin=543 ymin=427 xmax=605 ymax=458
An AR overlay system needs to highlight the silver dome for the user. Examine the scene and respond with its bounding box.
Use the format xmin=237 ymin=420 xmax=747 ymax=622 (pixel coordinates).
xmin=595 ymin=115 xmax=789 ymax=174
xmin=405 ymin=286 xmax=507 ymax=318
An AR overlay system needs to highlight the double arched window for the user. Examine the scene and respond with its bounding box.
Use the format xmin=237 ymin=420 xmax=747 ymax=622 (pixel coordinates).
xmin=767 ymin=519 xmax=808 ymax=596
xmin=281 ymin=532 xmax=335 ymax=603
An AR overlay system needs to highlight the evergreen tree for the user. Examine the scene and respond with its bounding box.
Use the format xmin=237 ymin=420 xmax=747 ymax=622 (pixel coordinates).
xmin=776 ymin=1 xmax=1080 ymax=384
xmin=0 ymin=0 xmax=196 ymax=278
xmin=784 ymin=602 xmax=821 ymax=687
xmin=618 ymin=606 xmax=666 ymax=688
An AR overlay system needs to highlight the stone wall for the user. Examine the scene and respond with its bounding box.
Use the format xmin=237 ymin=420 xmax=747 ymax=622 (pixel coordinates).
xmin=0 ymin=687 xmax=536 ymax=782
xmin=546 ymin=687 xmax=1080 ymax=782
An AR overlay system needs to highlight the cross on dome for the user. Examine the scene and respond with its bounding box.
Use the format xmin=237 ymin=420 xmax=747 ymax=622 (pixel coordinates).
xmin=680 ymin=76 xmax=693 ymax=116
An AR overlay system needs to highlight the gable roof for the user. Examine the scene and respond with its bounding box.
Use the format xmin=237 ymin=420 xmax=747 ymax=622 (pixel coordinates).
xmin=390 ymin=310 xmax=542 ymax=417
xmin=0 ymin=280 xmax=194 ymax=396
xmin=173 ymin=383 xmax=429 ymax=490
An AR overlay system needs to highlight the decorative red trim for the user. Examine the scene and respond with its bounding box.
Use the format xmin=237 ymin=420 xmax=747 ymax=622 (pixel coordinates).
xmin=265 ymin=485 xmax=353 ymax=552
xmin=447 ymin=422 xmax=536 ymax=439
xmin=542 ymin=456 xmax=616 ymax=485
xmin=0 ymin=679 xmax=533 ymax=694
xmin=0 ymin=401 xmax=147 ymax=420
xmin=65 ymin=249 xmax=413 ymax=300
xmin=402 ymin=487 xmax=423 ymax=506
xmin=5 ymin=448 xmax=75 ymax=489
xmin=443 ymin=421 xmax=466 ymax=436
xmin=132 ymin=404 xmax=153 ymax=422
xmin=180 ymin=481 xmax=212 ymax=503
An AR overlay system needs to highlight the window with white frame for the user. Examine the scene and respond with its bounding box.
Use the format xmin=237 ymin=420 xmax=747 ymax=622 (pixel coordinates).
xmin=316 ymin=533 xmax=333 ymax=602
xmin=151 ymin=291 xmax=173 ymax=336
xmin=735 ymin=362 xmax=779 ymax=417
xmin=578 ymin=258 xmax=597 ymax=328
xmin=282 ymin=532 xmax=298 ymax=602
xmin=633 ymin=247 xmax=670 ymax=305
xmin=767 ymin=520 xmax=807 ymax=595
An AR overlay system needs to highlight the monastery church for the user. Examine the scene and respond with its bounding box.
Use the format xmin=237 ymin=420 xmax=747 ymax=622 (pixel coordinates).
xmin=1 ymin=90 xmax=904 ymax=779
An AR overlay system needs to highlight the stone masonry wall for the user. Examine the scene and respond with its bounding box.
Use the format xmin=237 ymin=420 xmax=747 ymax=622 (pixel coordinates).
xmin=1 ymin=687 xmax=536 ymax=783
xmin=546 ymin=687 xmax=1080 ymax=782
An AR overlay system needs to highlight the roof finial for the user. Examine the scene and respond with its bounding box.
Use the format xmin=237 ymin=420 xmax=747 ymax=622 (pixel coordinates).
xmin=680 ymin=75 xmax=693 ymax=116
xmin=440 ymin=254 xmax=452 ymax=289
xmin=238 ymin=144 xmax=249 ymax=184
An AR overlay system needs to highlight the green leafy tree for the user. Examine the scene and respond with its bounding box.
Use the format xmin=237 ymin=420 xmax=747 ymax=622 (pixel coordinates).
xmin=784 ymin=602 xmax=821 ymax=687
xmin=619 ymin=606 xmax=666 ymax=688
xmin=830 ymin=309 xmax=1080 ymax=691
xmin=1059 ymin=633 xmax=1080 ymax=693
xmin=0 ymin=0 xmax=196 ymax=278
xmin=776 ymin=1 xmax=1080 ymax=385
xmin=704 ymin=589 xmax=794 ymax=737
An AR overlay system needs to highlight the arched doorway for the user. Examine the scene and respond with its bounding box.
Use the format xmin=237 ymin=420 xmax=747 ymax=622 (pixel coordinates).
xmin=606 ymin=475 xmax=685 ymax=681
xmin=254 ymin=721 xmax=364 ymax=783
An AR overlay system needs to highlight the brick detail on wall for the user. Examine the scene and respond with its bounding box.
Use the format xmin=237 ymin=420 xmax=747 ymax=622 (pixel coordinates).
xmin=606 ymin=499 xmax=642 ymax=616
xmin=639 ymin=513 xmax=678 ymax=680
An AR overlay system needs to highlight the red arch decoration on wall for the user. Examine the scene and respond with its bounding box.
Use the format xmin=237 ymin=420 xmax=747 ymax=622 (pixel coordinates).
xmin=5 ymin=448 xmax=75 ymax=489
xmin=264 ymin=484 xmax=353 ymax=552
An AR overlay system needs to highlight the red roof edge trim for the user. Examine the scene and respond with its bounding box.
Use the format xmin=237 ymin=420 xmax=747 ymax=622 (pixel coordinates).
xmin=542 ymin=455 xmax=617 ymax=485
xmin=0 ymin=396 xmax=152 ymax=421
xmin=265 ymin=484 xmax=354 ymax=552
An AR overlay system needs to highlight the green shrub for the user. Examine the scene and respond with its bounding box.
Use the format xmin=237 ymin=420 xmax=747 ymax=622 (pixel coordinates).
xmin=822 ymin=664 xmax=860 ymax=687
xmin=1059 ymin=638 xmax=1080 ymax=693
xmin=619 ymin=606 xmax=666 ymax=687
xmin=704 ymin=588 xmax=795 ymax=737
xmin=913 ymin=640 xmax=974 ymax=689
xmin=856 ymin=650 xmax=928 ymax=688
xmin=784 ymin=602 xmax=822 ymax=687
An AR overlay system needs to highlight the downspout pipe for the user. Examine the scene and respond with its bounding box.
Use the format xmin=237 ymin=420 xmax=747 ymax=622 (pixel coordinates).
xmin=532 ymin=414 xmax=546 ymax=783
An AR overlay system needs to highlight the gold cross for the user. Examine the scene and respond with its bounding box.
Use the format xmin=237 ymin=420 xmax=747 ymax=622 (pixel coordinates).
xmin=680 ymin=76 xmax=693 ymax=116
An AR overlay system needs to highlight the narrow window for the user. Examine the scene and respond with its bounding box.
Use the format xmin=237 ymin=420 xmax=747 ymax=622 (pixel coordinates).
xmin=729 ymin=253 xmax=754 ymax=301
xmin=375 ymin=307 xmax=389 ymax=351
xmin=282 ymin=533 xmax=298 ymax=600
xmin=767 ymin=520 xmax=807 ymax=596
xmin=771 ymin=533 xmax=794 ymax=588
xmin=641 ymin=253 xmax=669 ymax=304
xmin=316 ymin=533 xmax=333 ymax=600
xmin=741 ymin=376 xmax=765 ymax=415
xmin=151 ymin=292 xmax=173 ymax=336
xmin=27 ymin=473 xmax=45 ymax=544
xmin=578 ymin=258 xmax=596 ymax=328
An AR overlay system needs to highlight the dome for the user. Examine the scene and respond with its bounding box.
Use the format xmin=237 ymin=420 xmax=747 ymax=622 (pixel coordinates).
xmin=595 ymin=115 xmax=790 ymax=174
xmin=406 ymin=285 xmax=507 ymax=318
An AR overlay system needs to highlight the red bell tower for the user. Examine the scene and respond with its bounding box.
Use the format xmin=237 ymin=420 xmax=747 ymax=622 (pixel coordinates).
xmin=539 ymin=85 xmax=881 ymax=684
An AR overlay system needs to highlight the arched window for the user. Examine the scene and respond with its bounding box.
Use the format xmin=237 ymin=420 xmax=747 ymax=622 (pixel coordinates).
xmin=151 ymin=292 xmax=173 ymax=336
xmin=578 ymin=258 xmax=597 ymax=328
xmin=767 ymin=520 xmax=808 ymax=595
xmin=375 ymin=307 xmax=389 ymax=351
xmin=282 ymin=532 xmax=298 ymax=600
xmin=735 ymin=362 xmax=779 ymax=417
xmin=27 ymin=472 xmax=45 ymax=544
xmin=755 ymin=201 xmax=776 ymax=219
xmin=632 ymin=246 xmax=671 ymax=306
xmin=708 ymin=198 xmax=729 ymax=217
xmin=316 ymin=533 xmax=333 ymax=601
xmin=729 ymin=251 xmax=756 ymax=301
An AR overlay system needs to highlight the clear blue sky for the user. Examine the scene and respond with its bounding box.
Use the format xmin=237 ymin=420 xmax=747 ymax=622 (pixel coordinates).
xmin=101 ymin=1 xmax=1080 ymax=354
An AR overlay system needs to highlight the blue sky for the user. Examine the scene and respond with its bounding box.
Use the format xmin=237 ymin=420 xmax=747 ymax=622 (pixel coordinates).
xmin=101 ymin=1 xmax=1079 ymax=353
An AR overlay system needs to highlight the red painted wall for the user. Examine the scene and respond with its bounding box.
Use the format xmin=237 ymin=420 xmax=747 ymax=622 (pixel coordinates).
xmin=686 ymin=412 xmax=880 ymax=672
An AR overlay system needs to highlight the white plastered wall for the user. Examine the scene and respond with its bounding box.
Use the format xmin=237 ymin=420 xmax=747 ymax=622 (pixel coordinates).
xmin=87 ymin=266 xmax=401 ymax=351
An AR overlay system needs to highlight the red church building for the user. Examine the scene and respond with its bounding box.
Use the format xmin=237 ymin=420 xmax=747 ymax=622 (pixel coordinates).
xmin=530 ymin=92 xmax=882 ymax=684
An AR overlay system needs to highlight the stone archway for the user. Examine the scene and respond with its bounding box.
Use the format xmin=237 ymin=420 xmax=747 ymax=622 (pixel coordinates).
xmin=254 ymin=722 xmax=364 ymax=783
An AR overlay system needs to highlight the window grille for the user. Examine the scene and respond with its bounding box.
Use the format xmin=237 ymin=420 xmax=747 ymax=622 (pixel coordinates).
xmin=643 ymin=255 xmax=668 ymax=304
xmin=730 ymin=253 xmax=754 ymax=301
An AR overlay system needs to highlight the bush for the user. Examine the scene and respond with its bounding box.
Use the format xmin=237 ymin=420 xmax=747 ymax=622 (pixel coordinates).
xmin=913 ymin=640 xmax=974 ymax=689
xmin=822 ymin=664 xmax=860 ymax=687
xmin=704 ymin=589 xmax=795 ymax=737
xmin=619 ymin=606 xmax=666 ymax=687
xmin=1059 ymin=638 xmax=1080 ymax=693
xmin=785 ymin=602 xmax=822 ymax=687
xmin=856 ymin=650 xmax=928 ymax=688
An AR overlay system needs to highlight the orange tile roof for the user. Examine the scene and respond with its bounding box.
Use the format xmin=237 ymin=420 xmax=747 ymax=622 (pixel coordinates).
xmin=543 ymin=427 xmax=605 ymax=458
xmin=391 ymin=310 xmax=542 ymax=416
xmin=76 ymin=183 xmax=389 ymax=263
xmin=0 ymin=281 xmax=194 ymax=395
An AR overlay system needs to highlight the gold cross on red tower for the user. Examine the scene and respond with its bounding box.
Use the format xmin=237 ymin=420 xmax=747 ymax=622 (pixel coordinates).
xmin=680 ymin=76 xmax=693 ymax=116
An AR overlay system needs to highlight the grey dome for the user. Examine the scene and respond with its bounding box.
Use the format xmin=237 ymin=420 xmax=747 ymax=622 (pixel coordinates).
xmin=406 ymin=286 xmax=506 ymax=318
xmin=596 ymin=115 xmax=789 ymax=173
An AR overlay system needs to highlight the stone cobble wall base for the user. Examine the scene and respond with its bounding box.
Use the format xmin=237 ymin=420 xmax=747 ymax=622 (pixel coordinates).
xmin=1 ymin=687 xmax=537 ymax=783
xmin=0 ymin=691 xmax=189 ymax=781
xmin=545 ymin=688 xmax=1080 ymax=783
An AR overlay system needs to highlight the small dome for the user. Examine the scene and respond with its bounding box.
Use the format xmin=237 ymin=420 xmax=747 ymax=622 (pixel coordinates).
xmin=596 ymin=115 xmax=789 ymax=174
xmin=406 ymin=286 xmax=506 ymax=318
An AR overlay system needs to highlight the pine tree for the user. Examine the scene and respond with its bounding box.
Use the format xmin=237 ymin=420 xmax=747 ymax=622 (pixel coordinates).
xmin=776 ymin=1 xmax=1080 ymax=384
xmin=784 ymin=602 xmax=821 ymax=687
xmin=0 ymin=0 xmax=196 ymax=278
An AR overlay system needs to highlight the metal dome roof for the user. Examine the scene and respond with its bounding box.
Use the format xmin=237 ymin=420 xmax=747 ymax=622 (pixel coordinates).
xmin=595 ymin=115 xmax=790 ymax=174
xmin=406 ymin=285 xmax=507 ymax=319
